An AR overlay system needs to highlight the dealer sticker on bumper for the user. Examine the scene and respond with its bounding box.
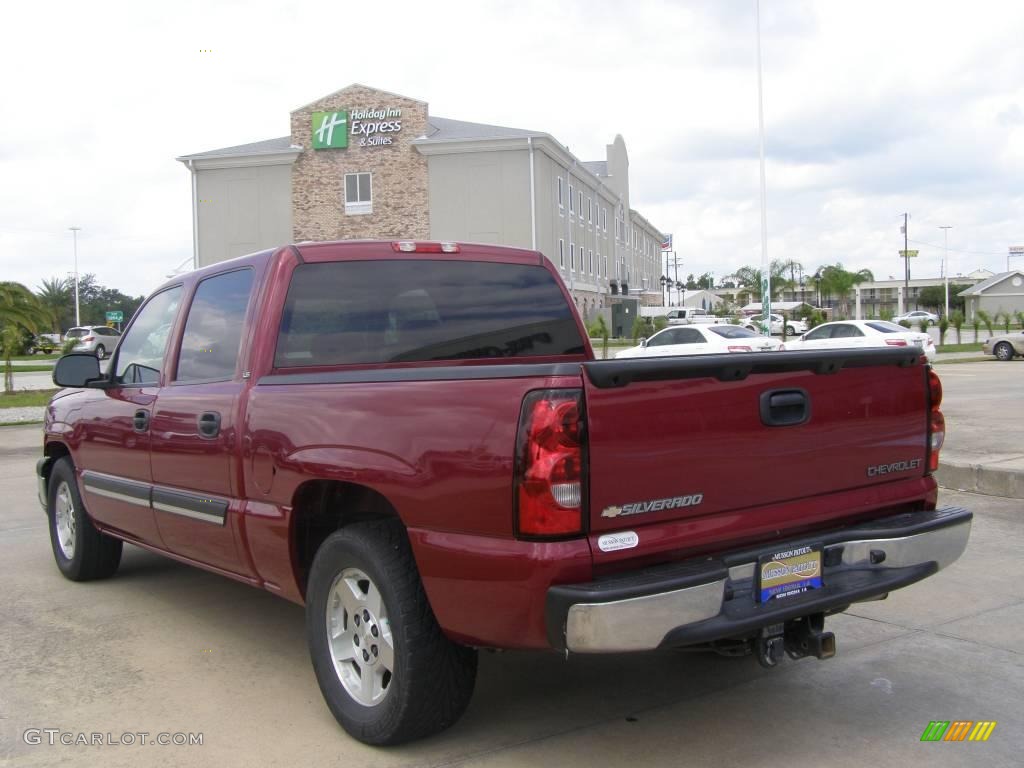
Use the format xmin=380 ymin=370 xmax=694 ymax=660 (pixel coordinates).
xmin=758 ymin=544 xmax=823 ymax=602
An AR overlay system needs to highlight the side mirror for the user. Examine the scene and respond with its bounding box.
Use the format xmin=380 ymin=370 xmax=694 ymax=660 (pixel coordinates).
xmin=53 ymin=353 xmax=107 ymax=388
xmin=640 ymin=337 xmax=648 ymax=347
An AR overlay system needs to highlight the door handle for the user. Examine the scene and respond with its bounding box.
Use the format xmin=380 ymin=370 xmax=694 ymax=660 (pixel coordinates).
xmin=760 ymin=389 xmax=810 ymax=427
xmin=133 ymin=409 xmax=150 ymax=433
xmin=198 ymin=411 xmax=222 ymax=439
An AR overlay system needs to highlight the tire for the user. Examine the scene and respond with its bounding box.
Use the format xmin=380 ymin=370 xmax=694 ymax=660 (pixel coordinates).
xmin=47 ymin=457 xmax=123 ymax=581
xmin=994 ymin=342 xmax=1015 ymax=361
xmin=785 ymin=325 xmax=797 ymax=336
xmin=305 ymin=519 xmax=477 ymax=745
xmin=95 ymin=344 xmax=106 ymax=359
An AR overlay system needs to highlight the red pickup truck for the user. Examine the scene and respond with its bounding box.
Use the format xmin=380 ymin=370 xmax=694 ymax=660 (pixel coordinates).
xmin=38 ymin=240 xmax=971 ymax=745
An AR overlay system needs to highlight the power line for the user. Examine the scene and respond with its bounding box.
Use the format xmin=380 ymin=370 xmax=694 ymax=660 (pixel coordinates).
xmin=906 ymin=238 xmax=1009 ymax=257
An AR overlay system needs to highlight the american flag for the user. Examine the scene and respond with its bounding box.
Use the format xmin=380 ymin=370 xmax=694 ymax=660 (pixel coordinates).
xmin=661 ymin=234 xmax=673 ymax=251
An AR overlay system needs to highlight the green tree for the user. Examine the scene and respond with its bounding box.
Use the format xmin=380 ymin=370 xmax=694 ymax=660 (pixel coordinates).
xmin=695 ymin=272 xmax=715 ymax=290
xmin=917 ymin=285 xmax=946 ymax=312
xmin=970 ymin=312 xmax=981 ymax=341
xmin=1 ymin=282 xmax=50 ymax=393
xmin=950 ymin=310 xmax=964 ymax=345
xmin=36 ymin=277 xmax=73 ymax=333
xmin=1015 ymin=310 xmax=1024 ymax=330
xmin=938 ymin=316 xmax=949 ymax=346
xmin=733 ymin=260 xmax=793 ymax=302
xmin=816 ymin=264 xmax=874 ymax=319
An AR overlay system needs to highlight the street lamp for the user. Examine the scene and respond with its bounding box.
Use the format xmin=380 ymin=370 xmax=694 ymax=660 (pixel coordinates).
xmin=939 ymin=225 xmax=953 ymax=318
xmin=69 ymin=227 xmax=81 ymax=327
xmin=659 ymin=275 xmax=668 ymax=306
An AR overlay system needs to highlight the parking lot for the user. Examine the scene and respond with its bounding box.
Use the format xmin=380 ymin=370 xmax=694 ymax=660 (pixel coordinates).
xmin=1 ymin=363 xmax=1021 ymax=767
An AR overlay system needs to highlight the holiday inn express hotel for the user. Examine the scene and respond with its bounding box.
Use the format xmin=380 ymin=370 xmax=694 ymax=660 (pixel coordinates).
xmin=177 ymin=84 xmax=665 ymax=316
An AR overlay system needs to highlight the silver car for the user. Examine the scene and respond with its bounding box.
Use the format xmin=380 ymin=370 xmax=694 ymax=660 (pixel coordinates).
xmin=66 ymin=326 xmax=121 ymax=359
xmin=982 ymin=332 xmax=1024 ymax=361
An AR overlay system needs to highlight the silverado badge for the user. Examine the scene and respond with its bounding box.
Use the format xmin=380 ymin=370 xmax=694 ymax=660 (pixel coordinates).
xmin=601 ymin=494 xmax=704 ymax=518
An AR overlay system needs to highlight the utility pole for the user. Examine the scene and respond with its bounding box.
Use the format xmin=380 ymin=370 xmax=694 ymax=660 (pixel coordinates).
xmin=902 ymin=213 xmax=910 ymax=305
xmin=69 ymin=226 xmax=81 ymax=327
xmin=939 ymin=225 xmax=952 ymax=318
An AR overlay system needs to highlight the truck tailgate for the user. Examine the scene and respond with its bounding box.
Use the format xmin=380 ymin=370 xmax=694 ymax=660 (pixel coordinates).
xmin=583 ymin=349 xmax=929 ymax=535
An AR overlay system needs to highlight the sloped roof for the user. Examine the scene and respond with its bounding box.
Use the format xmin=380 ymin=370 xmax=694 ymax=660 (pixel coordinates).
xmin=418 ymin=116 xmax=542 ymax=142
xmin=958 ymin=270 xmax=1024 ymax=295
xmin=582 ymin=160 xmax=607 ymax=176
xmin=177 ymin=136 xmax=297 ymax=161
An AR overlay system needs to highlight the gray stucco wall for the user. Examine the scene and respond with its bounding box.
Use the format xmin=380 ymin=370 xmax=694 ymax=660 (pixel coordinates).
xmin=195 ymin=163 xmax=292 ymax=267
xmin=427 ymin=149 xmax=532 ymax=248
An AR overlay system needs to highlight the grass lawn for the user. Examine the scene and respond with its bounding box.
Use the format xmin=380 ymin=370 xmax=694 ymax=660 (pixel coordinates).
xmin=936 ymin=343 xmax=984 ymax=353
xmin=0 ymin=389 xmax=59 ymax=408
xmin=9 ymin=354 xmax=61 ymax=361
xmin=5 ymin=365 xmax=56 ymax=373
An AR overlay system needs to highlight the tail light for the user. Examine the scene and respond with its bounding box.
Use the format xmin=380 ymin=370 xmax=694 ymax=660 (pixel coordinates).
xmin=885 ymin=339 xmax=908 ymax=347
xmin=727 ymin=345 xmax=752 ymax=353
xmin=82 ymin=336 xmax=95 ymax=343
xmin=514 ymin=389 xmax=585 ymax=538
xmin=926 ymin=368 xmax=944 ymax=473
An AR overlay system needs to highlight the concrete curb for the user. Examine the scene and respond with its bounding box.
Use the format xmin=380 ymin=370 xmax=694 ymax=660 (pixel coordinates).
xmin=937 ymin=459 xmax=1024 ymax=500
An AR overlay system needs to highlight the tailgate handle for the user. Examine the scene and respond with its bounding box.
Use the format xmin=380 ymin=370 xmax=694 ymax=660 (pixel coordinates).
xmin=761 ymin=389 xmax=810 ymax=427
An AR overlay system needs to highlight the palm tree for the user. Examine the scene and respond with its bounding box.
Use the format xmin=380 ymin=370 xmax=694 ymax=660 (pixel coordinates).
xmin=36 ymin=277 xmax=72 ymax=333
xmin=733 ymin=260 xmax=793 ymax=303
xmin=816 ymin=264 xmax=873 ymax=319
xmin=1 ymin=282 xmax=49 ymax=393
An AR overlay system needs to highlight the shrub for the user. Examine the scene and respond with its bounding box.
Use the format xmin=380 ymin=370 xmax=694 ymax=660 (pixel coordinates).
xmin=938 ymin=317 xmax=949 ymax=346
xmin=653 ymin=316 xmax=669 ymax=332
xmin=898 ymin=320 xmax=912 ymax=329
xmin=62 ymin=338 xmax=78 ymax=355
xmin=977 ymin=309 xmax=994 ymax=339
xmin=950 ymin=310 xmax=964 ymax=345
xmin=806 ymin=310 xmax=826 ymax=330
xmin=996 ymin=310 xmax=1011 ymax=334
xmin=880 ymin=307 xmax=895 ymax=322
xmin=1016 ymin=310 xmax=1024 ymax=330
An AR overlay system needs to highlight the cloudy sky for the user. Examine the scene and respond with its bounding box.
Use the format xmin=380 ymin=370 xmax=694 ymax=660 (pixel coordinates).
xmin=2 ymin=0 xmax=1022 ymax=298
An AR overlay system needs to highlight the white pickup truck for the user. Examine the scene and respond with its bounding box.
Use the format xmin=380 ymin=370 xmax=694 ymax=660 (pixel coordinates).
xmin=665 ymin=308 xmax=729 ymax=325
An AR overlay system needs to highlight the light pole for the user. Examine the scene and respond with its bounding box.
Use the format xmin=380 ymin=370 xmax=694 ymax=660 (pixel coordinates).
xmin=660 ymin=275 xmax=668 ymax=306
xmin=939 ymin=225 xmax=952 ymax=319
xmin=755 ymin=0 xmax=771 ymax=335
xmin=69 ymin=227 xmax=81 ymax=327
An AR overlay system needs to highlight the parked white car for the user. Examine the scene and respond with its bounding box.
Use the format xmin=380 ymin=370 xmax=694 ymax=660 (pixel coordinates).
xmin=615 ymin=324 xmax=785 ymax=359
xmin=892 ymin=310 xmax=939 ymax=325
xmin=740 ymin=313 xmax=808 ymax=336
xmin=788 ymin=320 xmax=936 ymax=362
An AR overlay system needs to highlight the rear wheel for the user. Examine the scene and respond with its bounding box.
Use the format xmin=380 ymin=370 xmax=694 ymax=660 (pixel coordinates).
xmin=48 ymin=457 xmax=123 ymax=581
xmin=306 ymin=519 xmax=477 ymax=745
xmin=95 ymin=344 xmax=106 ymax=359
xmin=785 ymin=325 xmax=797 ymax=336
xmin=994 ymin=342 xmax=1015 ymax=361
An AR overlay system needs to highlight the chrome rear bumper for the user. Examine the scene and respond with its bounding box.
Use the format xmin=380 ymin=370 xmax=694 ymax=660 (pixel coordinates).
xmin=546 ymin=507 xmax=972 ymax=653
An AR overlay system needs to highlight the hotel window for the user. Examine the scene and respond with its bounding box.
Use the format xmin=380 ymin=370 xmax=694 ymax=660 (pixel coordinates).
xmin=588 ymin=198 xmax=592 ymax=224
xmin=602 ymin=207 xmax=608 ymax=231
xmin=344 ymin=173 xmax=372 ymax=215
xmin=570 ymin=242 xmax=576 ymax=271
xmin=557 ymin=177 xmax=563 ymax=208
xmin=578 ymin=190 xmax=583 ymax=218
xmin=559 ymin=238 xmax=565 ymax=267
xmin=596 ymin=249 xmax=600 ymax=276
xmin=569 ymin=184 xmax=575 ymax=213
xmin=588 ymin=249 xmax=593 ymax=274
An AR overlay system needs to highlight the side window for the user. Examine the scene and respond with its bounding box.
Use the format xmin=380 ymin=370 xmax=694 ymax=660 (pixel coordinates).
xmin=114 ymin=287 xmax=183 ymax=385
xmin=832 ymin=324 xmax=864 ymax=338
xmin=675 ymin=328 xmax=704 ymax=344
xmin=804 ymin=326 xmax=833 ymax=341
xmin=176 ymin=270 xmax=254 ymax=382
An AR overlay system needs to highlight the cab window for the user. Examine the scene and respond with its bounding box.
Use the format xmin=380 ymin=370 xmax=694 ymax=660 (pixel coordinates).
xmin=176 ymin=269 xmax=254 ymax=382
xmin=113 ymin=287 xmax=183 ymax=385
xmin=804 ymin=325 xmax=834 ymax=341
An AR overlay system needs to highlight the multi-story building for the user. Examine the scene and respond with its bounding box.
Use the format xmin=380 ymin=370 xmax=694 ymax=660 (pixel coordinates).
xmin=176 ymin=84 xmax=664 ymax=320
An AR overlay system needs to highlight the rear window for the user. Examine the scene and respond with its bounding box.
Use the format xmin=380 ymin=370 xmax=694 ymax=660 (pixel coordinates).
xmin=708 ymin=325 xmax=757 ymax=339
xmin=66 ymin=328 xmax=87 ymax=338
xmin=274 ymin=260 xmax=585 ymax=367
xmin=866 ymin=321 xmax=904 ymax=334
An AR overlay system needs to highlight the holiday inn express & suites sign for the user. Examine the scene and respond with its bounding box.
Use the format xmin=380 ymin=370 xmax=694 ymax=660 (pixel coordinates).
xmin=312 ymin=107 xmax=403 ymax=149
